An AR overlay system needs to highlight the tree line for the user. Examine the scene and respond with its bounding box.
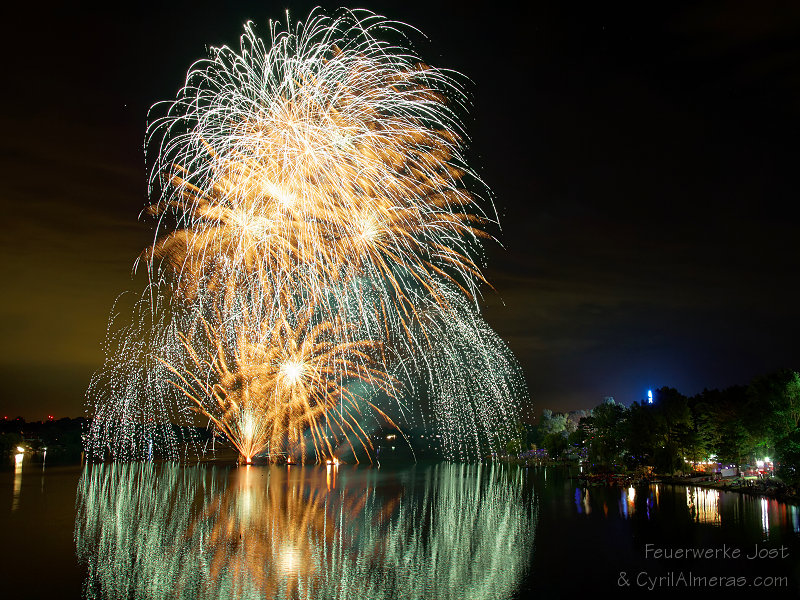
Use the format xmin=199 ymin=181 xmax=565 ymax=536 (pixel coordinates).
xmin=0 ymin=417 xmax=87 ymax=460
xmin=516 ymin=369 xmax=800 ymax=486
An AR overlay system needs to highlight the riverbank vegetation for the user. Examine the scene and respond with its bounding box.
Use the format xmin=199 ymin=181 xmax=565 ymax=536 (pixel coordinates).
xmin=517 ymin=369 xmax=800 ymax=492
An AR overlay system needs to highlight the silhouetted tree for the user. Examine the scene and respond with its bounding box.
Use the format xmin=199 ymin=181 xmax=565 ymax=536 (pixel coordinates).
xmin=543 ymin=431 xmax=568 ymax=458
xmin=584 ymin=398 xmax=627 ymax=467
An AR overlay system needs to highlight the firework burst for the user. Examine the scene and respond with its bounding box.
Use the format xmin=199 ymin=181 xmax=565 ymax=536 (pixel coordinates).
xmin=161 ymin=294 xmax=398 ymax=463
xmin=144 ymin=8 xmax=492 ymax=311
xmin=87 ymin=8 xmax=526 ymax=463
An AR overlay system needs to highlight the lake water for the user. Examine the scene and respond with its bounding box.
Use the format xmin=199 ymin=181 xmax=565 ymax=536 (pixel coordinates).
xmin=1 ymin=458 xmax=798 ymax=598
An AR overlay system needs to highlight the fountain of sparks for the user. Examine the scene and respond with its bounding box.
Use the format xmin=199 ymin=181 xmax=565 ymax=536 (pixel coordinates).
xmin=85 ymin=8 xmax=527 ymax=463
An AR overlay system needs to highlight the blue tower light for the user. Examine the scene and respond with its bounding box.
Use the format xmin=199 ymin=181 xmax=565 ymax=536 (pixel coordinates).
xmin=647 ymin=390 xmax=653 ymax=404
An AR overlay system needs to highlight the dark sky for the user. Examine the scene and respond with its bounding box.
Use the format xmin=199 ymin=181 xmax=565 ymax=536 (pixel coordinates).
xmin=1 ymin=1 xmax=799 ymax=419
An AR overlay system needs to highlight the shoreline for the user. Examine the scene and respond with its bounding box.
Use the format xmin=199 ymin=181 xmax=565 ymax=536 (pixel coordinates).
xmin=501 ymin=458 xmax=800 ymax=506
xmin=657 ymin=474 xmax=800 ymax=505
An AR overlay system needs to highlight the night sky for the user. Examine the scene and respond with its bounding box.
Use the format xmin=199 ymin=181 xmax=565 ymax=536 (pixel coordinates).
xmin=2 ymin=1 xmax=799 ymax=420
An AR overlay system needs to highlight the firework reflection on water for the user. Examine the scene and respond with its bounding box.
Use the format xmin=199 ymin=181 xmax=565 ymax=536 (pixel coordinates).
xmin=75 ymin=462 xmax=536 ymax=600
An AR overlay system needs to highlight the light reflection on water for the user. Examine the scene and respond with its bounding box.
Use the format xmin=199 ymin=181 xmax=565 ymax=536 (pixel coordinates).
xmin=11 ymin=453 xmax=22 ymax=511
xmin=75 ymin=462 xmax=537 ymax=600
xmin=687 ymin=486 xmax=721 ymax=525
xmin=573 ymin=480 xmax=800 ymax=539
xmin=794 ymin=504 xmax=800 ymax=533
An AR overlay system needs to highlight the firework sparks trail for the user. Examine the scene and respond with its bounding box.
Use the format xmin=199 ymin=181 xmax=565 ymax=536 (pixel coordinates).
xmin=87 ymin=8 xmax=527 ymax=463
xmin=143 ymin=9 xmax=492 ymax=312
xmin=159 ymin=286 xmax=399 ymax=463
